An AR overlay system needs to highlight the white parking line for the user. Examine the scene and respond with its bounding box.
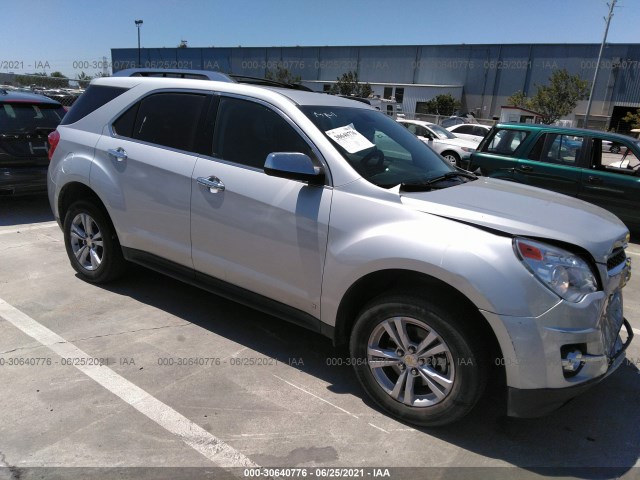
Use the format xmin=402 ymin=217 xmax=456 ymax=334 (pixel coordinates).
xmin=0 ymin=221 xmax=58 ymax=235
xmin=272 ymin=374 xmax=359 ymax=419
xmin=0 ymin=298 xmax=258 ymax=469
xmin=633 ymin=328 xmax=640 ymax=336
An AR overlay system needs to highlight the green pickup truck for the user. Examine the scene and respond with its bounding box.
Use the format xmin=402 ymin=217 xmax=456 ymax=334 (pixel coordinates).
xmin=469 ymin=123 xmax=640 ymax=233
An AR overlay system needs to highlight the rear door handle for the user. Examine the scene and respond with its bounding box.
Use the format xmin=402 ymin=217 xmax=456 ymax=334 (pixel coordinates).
xmin=197 ymin=176 xmax=225 ymax=193
xmin=519 ymin=165 xmax=533 ymax=172
xmin=107 ymin=148 xmax=127 ymax=162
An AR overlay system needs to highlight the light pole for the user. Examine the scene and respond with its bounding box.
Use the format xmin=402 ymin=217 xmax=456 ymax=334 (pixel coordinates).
xmin=135 ymin=19 xmax=144 ymax=68
xmin=584 ymin=1 xmax=616 ymax=128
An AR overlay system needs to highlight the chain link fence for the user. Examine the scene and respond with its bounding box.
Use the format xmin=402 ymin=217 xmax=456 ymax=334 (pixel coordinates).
xmin=0 ymin=73 xmax=88 ymax=107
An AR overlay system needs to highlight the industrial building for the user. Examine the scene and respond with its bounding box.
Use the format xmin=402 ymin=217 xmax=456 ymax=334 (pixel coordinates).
xmin=111 ymin=43 xmax=640 ymax=131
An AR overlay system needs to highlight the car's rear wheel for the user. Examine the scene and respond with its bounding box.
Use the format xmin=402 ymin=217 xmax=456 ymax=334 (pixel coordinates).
xmin=441 ymin=151 xmax=461 ymax=167
xmin=63 ymin=200 xmax=126 ymax=283
xmin=350 ymin=294 xmax=487 ymax=426
xmin=610 ymin=145 xmax=621 ymax=154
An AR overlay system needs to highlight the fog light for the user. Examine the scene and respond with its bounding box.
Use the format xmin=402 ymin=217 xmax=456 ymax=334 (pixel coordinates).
xmin=562 ymin=349 xmax=584 ymax=374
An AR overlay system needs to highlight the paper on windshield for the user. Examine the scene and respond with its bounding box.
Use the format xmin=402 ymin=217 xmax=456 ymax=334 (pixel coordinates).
xmin=325 ymin=124 xmax=375 ymax=154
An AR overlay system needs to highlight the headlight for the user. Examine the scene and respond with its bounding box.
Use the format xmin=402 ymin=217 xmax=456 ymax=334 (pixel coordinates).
xmin=460 ymin=147 xmax=475 ymax=153
xmin=514 ymin=238 xmax=598 ymax=302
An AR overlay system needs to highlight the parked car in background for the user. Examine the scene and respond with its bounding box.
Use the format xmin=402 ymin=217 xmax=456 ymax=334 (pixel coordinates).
xmin=0 ymin=88 xmax=65 ymax=195
xmin=48 ymin=74 xmax=632 ymax=427
xmin=447 ymin=123 xmax=491 ymax=143
xmin=469 ymin=123 xmax=640 ymax=232
xmin=602 ymin=139 xmax=622 ymax=154
xmin=397 ymin=119 xmax=477 ymax=167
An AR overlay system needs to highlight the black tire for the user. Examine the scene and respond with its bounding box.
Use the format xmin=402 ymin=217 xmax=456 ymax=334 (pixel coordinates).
xmin=441 ymin=151 xmax=461 ymax=167
xmin=610 ymin=145 xmax=620 ymax=154
xmin=350 ymin=294 xmax=487 ymax=427
xmin=63 ymin=200 xmax=126 ymax=283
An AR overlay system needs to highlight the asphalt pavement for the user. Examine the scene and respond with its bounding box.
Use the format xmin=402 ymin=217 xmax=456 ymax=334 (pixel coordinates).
xmin=0 ymin=194 xmax=639 ymax=480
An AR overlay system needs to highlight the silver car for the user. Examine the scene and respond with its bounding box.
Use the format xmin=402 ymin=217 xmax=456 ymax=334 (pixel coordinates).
xmin=48 ymin=74 xmax=633 ymax=426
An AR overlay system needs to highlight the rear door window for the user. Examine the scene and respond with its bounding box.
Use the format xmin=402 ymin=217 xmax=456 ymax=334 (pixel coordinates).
xmin=528 ymin=134 xmax=586 ymax=165
xmin=114 ymin=92 xmax=209 ymax=153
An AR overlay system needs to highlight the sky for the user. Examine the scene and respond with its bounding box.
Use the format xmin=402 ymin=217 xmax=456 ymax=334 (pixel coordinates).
xmin=2 ymin=0 xmax=639 ymax=78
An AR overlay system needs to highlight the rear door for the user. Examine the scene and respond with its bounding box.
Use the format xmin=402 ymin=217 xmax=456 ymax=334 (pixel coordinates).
xmin=93 ymin=90 xmax=210 ymax=267
xmin=513 ymin=133 xmax=586 ymax=197
xmin=579 ymin=138 xmax=640 ymax=228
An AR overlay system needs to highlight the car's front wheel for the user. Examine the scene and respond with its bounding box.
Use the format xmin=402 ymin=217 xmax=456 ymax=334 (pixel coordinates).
xmin=63 ymin=200 xmax=126 ymax=283
xmin=350 ymin=294 xmax=487 ymax=426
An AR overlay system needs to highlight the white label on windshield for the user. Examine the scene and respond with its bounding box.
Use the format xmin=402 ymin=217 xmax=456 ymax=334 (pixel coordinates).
xmin=325 ymin=124 xmax=375 ymax=153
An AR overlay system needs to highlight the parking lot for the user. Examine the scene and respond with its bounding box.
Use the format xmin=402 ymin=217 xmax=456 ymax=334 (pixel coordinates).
xmin=1 ymin=195 xmax=639 ymax=479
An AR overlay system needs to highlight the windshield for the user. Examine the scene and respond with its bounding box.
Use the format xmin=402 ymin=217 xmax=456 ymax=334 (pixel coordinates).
xmin=301 ymin=106 xmax=454 ymax=188
xmin=429 ymin=124 xmax=458 ymax=140
xmin=0 ymin=102 xmax=65 ymax=133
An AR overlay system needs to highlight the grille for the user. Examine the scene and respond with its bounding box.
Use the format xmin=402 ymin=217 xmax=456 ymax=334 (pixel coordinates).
xmin=607 ymin=248 xmax=626 ymax=271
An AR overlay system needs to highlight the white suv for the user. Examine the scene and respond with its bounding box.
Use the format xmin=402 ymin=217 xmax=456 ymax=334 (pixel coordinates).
xmin=48 ymin=73 xmax=632 ymax=426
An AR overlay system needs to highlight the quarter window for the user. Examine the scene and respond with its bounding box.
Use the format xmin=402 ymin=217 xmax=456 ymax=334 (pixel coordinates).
xmin=212 ymin=97 xmax=313 ymax=169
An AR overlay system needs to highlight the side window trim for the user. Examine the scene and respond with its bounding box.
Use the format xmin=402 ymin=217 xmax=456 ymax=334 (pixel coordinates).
xmin=203 ymin=93 xmax=332 ymax=186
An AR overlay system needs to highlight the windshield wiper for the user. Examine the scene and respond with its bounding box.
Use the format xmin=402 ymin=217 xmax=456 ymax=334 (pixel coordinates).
xmin=399 ymin=171 xmax=477 ymax=191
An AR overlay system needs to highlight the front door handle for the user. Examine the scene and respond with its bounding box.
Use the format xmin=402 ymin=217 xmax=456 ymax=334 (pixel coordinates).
xmin=107 ymin=148 xmax=127 ymax=162
xmin=197 ymin=176 xmax=225 ymax=193
xmin=588 ymin=176 xmax=603 ymax=185
xmin=519 ymin=165 xmax=533 ymax=172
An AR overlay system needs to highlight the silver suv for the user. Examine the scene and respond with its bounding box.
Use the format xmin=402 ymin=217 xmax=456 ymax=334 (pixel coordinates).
xmin=48 ymin=74 xmax=633 ymax=426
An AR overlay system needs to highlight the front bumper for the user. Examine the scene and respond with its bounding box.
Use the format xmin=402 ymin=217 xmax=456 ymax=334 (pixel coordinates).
xmin=507 ymin=318 xmax=634 ymax=417
xmin=481 ymin=253 xmax=632 ymax=417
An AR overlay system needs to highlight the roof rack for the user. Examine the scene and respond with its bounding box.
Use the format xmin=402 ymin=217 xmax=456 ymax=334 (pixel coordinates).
xmin=227 ymin=74 xmax=313 ymax=92
xmin=112 ymin=68 xmax=312 ymax=91
xmin=113 ymin=68 xmax=233 ymax=82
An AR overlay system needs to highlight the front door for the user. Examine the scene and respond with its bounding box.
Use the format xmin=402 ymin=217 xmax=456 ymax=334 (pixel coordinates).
xmin=190 ymin=96 xmax=332 ymax=317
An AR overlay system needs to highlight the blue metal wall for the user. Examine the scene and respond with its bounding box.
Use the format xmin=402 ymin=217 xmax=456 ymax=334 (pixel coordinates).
xmin=111 ymin=43 xmax=640 ymax=118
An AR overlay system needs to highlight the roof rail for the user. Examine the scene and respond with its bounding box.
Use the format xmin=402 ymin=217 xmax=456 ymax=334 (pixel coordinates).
xmin=112 ymin=68 xmax=313 ymax=91
xmin=113 ymin=68 xmax=234 ymax=83
xmin=228 ymin=75 xmax=313 ymax=92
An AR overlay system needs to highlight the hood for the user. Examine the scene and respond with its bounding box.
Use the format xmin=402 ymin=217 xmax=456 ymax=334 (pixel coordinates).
xmin=400 ymin=177 xmax=628 ymax=263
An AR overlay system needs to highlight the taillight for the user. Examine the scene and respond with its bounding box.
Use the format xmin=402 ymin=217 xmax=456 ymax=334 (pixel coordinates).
xmin=48 ymin=130 xmax=60 ymax=161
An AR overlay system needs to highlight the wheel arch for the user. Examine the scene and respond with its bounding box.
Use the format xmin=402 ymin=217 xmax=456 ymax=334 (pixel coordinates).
xmin=333 ymin=269 xmax=502 ymax=359
xmin=58 ymin=181 xmax=111 ymax=227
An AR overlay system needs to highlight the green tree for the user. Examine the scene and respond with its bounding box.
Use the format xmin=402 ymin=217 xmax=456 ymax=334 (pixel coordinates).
xmin=76 ymin=71 xmax=92 ymax=81
xmin=330 ymin=71 xmax=372 ymax=98
xmin=50 ymin=71 xmax=67 ymax=78
xmin=507 ymin=91 xmax=529 ymax=108
xmin=508 ymin=69 xmax=589 ymax=124
xmin=265 ymin=66 xmax=301 ymax=85
xmin=419 ymin=94 xmax=461 ymax=116
xmin=622 ymin=109 xmax=640 ymax=129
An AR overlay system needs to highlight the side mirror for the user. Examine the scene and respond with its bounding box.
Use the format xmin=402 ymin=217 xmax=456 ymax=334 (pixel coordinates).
xmin=264 ymin=152 xmax=325 ymax=185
